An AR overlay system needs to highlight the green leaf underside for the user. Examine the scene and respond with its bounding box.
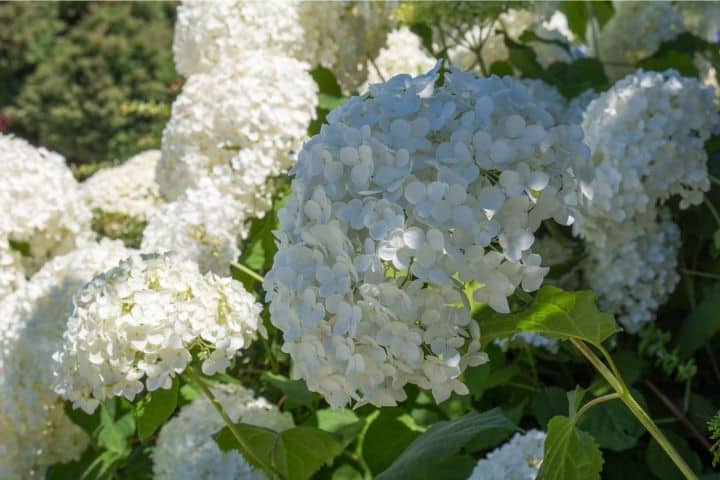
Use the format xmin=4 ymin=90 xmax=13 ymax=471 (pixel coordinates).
xmin=215 ymin=424 xmax=343 ymax=480
xmin=480 ymin=286 xmax=621 ymax=348
xmin=376 ymin=409 xmax=516 ymax=480
xmin=538 ymin=416 xmax=604 ymax=480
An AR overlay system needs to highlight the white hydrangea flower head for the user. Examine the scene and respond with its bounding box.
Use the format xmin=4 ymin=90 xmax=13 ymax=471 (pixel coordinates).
xmin=153 ymin=383 xmax=293 ymax=480
xmin=82 ymin=150 xmax=163 ymax=220
xmin=142 ymin=178 xmax=245 ymax=275
xmin=52 ymin=252 xmax=263 ymax=413
xmin=596 ymin=1 xmax=684 ymax=80
xmin=363 ymin=27 xmax=437 ymax=91
xmin=157 ymin=53 xmax=317 ymax=219
xmin=583 ymin=210 xmax=681 ymax=333
xmin=0 ymin=233 xmax=25 ymax=300
xmin=469 ymin=429 xmax=546 ymax=480
xmin=173 ymin=0 xmax=394 ymax=93
xmin=574 ymin=69 xmax=716 ymax=247
xmin=173 ymin=0 xmax=307 ymax=77
xmin=0 ymin=134 xmax=93 ymax=275
xmin=264 ymin=65 xmax=594 ymax=408
xmin=0 ymin=240 xmax=132 ymax=479
xmin=676 ymin=1 xmax=720 ymax=42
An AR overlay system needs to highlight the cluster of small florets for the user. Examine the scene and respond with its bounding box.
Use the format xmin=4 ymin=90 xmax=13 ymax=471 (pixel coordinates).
xmin=574 ymin=69 xmax=716 ymax=248
xmin=595 ymin=2 xmax=684 ymax=79
xmin=142 ymin=178 xmax=245 ymax=275
xmin=468 ymin=429 xmax=546 ymax=480
xmin=153 ymin=383 xmax=293 ymax=480
xmin=0 ymin=240 xmax=132 ymax=479
xmin=82 ymin=150 xmax=163 ymax=221
xmin=0 ymin=134 xmax=93 ymax=275
xmin=676 ymin=1 xmax=720 ymax=42
xmin=583 ymin=210 xmax=681 ymax=333
xmin=173 ymin=0 xmax=393 ymax=93
xmin=364 ymin=27 xmax=437 ymax=90
xmin=264 ymin=65 xmax=594 ymax=407
xmin=0 ymin=233 xmax=25 ymax=300
xmin=52 ymin=252 xmax=263 ymax=413
xmin=157 ymin=53 xmax=317 ymax=218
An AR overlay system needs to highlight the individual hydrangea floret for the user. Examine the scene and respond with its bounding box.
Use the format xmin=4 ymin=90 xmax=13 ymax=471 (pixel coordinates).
xmin=595 ymin=1 xmax=684 ymax=79
xmin=153 ymin=383 xmax=293 ymax=480
xmin=583 ymin=210 xmax=681 ymax=333
xmin=574 ymin=69 xmax=716 ymax=247
xmin=264 ymin=65 xmax=593 ymax=407
xmin=157 ymin=53 xmax=317 ymax=219
xmin=0 ymin=134 xmax=93 ymax=275
xmin=52 ymin=252 xmax=263 ymax=413
xmin=468 ymin=429 xmax=546 ymax=480
xmin=142 ymin=178 xmax=245 ymax=275
xmin=0 ymin=240 xmax=132 ymax=479
xmin=82 ymin=150 xmax=163 ymax=221
xmin=173 ymin=0 xmax=394 ymax=93
xmin=363 ymin=27 xmax=437 ymax=91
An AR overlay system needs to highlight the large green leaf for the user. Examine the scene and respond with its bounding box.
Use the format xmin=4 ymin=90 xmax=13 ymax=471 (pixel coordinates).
xmin=314 ymin=408 xmax=365 ymax=448
xmin=645 ymin=431 xmax=701 ymax=480
xmin=133 ymin=377 xmax=178 ymax=441
xmin=376 ymin=409 xmax=516 ymax=480
xmin=676 ymin=286 xmax=720 ymax=357
xmin=480 ymin=286 xmax=621 ymax=348
xmin=577 ymin=389 xmax=646 ymax=451
xmin=263 ymin=372 xmax=318 ymax=409
xmin=361 ymin=408 xmax=424 ymax=475
xmin=544 ymin=58 xmax=609 ymax=98
xmin=215 ymin=424 xmax=343 ymax=480
xmin=537 ymin=416 xmax=604 ymax=480
xmin=559 ymin=1 xmax=614 ymax=41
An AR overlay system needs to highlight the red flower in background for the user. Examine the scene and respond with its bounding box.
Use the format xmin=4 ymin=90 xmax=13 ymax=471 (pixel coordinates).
xmin=0 ymin=114 xmax=11 ymax=132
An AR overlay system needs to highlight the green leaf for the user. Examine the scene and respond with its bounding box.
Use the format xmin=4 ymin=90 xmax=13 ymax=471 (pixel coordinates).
xmin=676 ymin=285 xmax=720 ymax=357
xmin=543 ymin=58 xmax=609 ymax=98
xmin=318 ymin=93 xmax=348 ymax=111
xmin=503 ymin=33 xmax=544 ymax=78
xmin=263 ymin=372 xmax=318 ymax=409
xmin=8 ymin=238 xmax=31 ymax=257
xmin=376 ymin=409 xmax=516 ymax=480
xmin=96 ymin=402 xmax=133 ymax=454
xmin=640 ymin=50 xmax=698 ymax=77
xmin=409 ymin=22 xmax=434 ymax=55
xmin=532 ymin=387 xmax=569 ymax=429
xmin=537 ymin=416 xmax=604 ymax=480
xmin=215 ymin=424 xmax=343 ymax=480
xmin=314 ymin=408 xmax=365 ymax=448
xmin=480 ymin=286 xmax=621 ymax=348
xmin=577 ymin=389 xmax=646 ymax=451
xmin=559 ymin=1 xmax=613 ymax=41
xmin=489 ymin=60 xmax=513 ymax=76
xmin=361 ymin=408 xmax=424 ymax=475
xmin=311 ymin=66 xmax=342 ymax=96
xmin=645 ymin=430 xmax=701 ymax=480
xmin=567 ymin=386 xmax=587 ymax=419
xmin=133 ymin=376 xmax=178 ymax=441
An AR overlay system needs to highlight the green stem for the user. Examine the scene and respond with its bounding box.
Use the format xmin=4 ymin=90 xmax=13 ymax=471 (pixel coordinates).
xmin=183 ymin=368 xmax=285 ymax=479
xmin=231 ymin=261 xmax=265 ymax=283
xmin=705 ymin=198 xmax=720 ymax=227
xmin=573 ymin=393 xmax=620 ymax=423
xmin=571 ymin=339 xmax=697 ymax=480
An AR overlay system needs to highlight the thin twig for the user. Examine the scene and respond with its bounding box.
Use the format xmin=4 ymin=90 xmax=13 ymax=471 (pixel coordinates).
xmin=645 ymin=381 xmax=712 ymax=450
xmin=706 ymin=198 xmax=720 ymax=227
xmin=230 ymin=261 xmax=265 ymax=283
xmin=679 ymin=268 xmax=720 ymax=280
xmin=573 ymin=393 xmax=621 ymax=423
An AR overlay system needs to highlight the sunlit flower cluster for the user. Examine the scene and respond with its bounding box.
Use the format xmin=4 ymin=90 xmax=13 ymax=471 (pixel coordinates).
xmin=0 ymin=134 xmax=93 ymax=275
xmin=0 ymin=240 xmax=132 ymax=479
xmin=364 ymin=27 xmax=436 ymax=91
xmin=82 ymin=150 xmax=163 ymax=220
xmin=265 ymin=65 xmax=594 ymax=407
xmin=574 ymin=69 xmax=716 ymax=248
xmin=142 ymin=178 xmax=245 ymax=275
xmin=52 ymin=252 xmax=263 ymax=413
xmin=153 ymin=383 xmax=293 ymax=480
xmin=468 ymin=429 xmax=546 ymax=480
xmin=173 ymin=0 xmax=394 ymax=93
xmin=583 ymin=210 xmax=681 ymax=333
xmin=157 ymin=53 xmax=317 ymax=219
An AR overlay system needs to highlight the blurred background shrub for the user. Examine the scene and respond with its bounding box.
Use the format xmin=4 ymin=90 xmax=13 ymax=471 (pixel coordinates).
xmin=0 ymin=1 xmax=178 ymax=166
